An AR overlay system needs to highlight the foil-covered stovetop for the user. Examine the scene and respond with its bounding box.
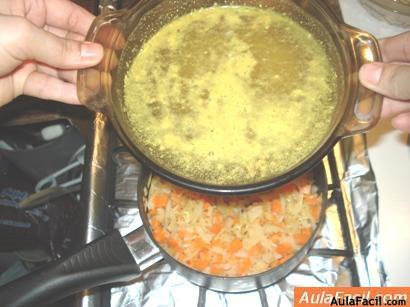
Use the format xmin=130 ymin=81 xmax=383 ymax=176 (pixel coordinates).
xmin=109 ymin=135 xmax=387 ymax=307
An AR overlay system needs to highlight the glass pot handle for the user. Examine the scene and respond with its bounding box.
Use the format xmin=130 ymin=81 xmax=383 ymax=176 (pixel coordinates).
xmin=77 ymin=6 xmax=126 ymax=112
xmin=340 ymin=26 xmax=383 ymax=136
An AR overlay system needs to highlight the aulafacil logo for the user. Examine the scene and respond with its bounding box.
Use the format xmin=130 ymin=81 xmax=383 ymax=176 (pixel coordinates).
xmin=295 ymin=287 xmax=409 ymax=306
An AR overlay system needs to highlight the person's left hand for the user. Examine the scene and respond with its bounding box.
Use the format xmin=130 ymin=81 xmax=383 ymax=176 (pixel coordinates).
xmin=0 ymin=0 xmax=103 ymax=107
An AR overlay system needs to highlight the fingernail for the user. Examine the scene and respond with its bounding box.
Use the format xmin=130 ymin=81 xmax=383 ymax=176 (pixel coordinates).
xmin=81 ymin=42 xmax=103 ymax=60
xmin=362 ymin=63 xmax=383 ymax=85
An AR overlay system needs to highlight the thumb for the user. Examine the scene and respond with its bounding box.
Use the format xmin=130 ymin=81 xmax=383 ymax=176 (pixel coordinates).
xmin=7 ymin=17 xmax=103 ymax=70
xmin=359 ymin=62 xmax=410 ymax=101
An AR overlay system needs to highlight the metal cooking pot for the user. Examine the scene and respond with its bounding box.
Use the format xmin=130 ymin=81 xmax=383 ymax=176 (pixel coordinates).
xmin=77 ymin=0 xmax=382 ymax=194
xmin=0 ymin=164 xmax=327 ymax=307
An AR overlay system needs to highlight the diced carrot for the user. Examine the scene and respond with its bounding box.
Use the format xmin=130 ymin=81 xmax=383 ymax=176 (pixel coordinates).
xmin=213 ymin=254 xmax=223 ymax=264
xmin=177 ymin=252 xmax=188 ymax=262
xmin=191 ymin=259 xmax=209 ymax=271
xmin=203 ymin=201 xmax=211 ymax=211
xmin=177 ymin=229 xmax=188 ymax=238
xmin=210 ymin=224 xmax=223 ymax=235
xmin=304 ymin=194 xmax=320 ymax=206
xmin=213 ymin=212 xmax=223 ymax=225
xmin=293 ymin=228 xmax=312 ymax=245
xmin=275 ymin=242 xmax=293 ymax=256
xmin=232 ymin=217 xmax=240 ymax=225
xmin=167 ymin=237 xmax=179 ymax=248
xmin=227 ymin=238 xmax=242 ymax=254
xmin=172 ymin=244 xmax=185 ymax=256
xmin=210 ymin=264 xmax=224 ymax=275
xmin=153 ymin=229 xmax=166 ymax=243
xmin=151 ymin=219 xmax=161 ymax=229
xmin=192 ymin=237 xmax=207 ymax=250
xmin=248 ymin=243 xmax=263 ymax=256
xmin=211 ymin=239 xmax=225 ymax=248
xmin=152 ymin=194 xmax=169 ymax=208
xmin=238 ymin=258 xmax=252 ymax=275
xmin=271 ymin=198 xmax=282 ymax=214
xmin=305 ymin=196 xmax=321 ymax=220
xmin=199 ymin=250 xmax=211 ymax=263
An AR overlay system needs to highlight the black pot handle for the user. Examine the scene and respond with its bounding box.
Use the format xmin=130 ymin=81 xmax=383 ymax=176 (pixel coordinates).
xmin=0 ymin=230 xmax=140 ymax=307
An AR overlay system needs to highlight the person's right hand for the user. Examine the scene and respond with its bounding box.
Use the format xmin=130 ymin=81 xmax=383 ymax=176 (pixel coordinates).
xmin=359 ymin=31 xmax=410 ymax=132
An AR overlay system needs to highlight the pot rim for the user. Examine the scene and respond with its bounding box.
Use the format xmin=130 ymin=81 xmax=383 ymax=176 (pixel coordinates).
xmin=137 ymin=163 xmax=328 ymax=292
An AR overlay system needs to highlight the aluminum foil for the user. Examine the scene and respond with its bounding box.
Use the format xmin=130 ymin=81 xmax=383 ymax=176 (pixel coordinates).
xmin=110 ymin=135 xmax=387 ymax=307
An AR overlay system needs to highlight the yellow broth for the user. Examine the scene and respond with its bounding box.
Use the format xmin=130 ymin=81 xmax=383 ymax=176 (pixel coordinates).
xmin=124 ymin=6 xmax=341 ymax=185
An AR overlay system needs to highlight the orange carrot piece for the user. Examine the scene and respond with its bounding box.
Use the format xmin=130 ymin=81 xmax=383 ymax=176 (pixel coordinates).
xmin=173 ymin=244 xmax=185 ymax=256
xmin=238 ymin=258 xmax=252 ymax=275
xmin=210 ymin=224 xmax=223 ymax=235
xmin=304 ymin=194 xmax=320 ymax=206
xmin=227 ymin=238 xmax=242 ymax=254
xmin=167 ymin=237 xmax=179 ymax=248
xmin=211 ymin=239 xmax=225 ymax=248
xmin=191 ymin=259 xmax=209 ymax=271
xmin=305 ymin=196 xmax=321 ymax=220
xmin=213 ymin=212 xmax=223 ymax=225
xmin=153 ymin=229 xmax=166 ymax=243
xmin=232 ymin=217 xmax=240 ymax=225
xmin=293 ymin=228 xmax=312 ymax=245
xmin=153 ymin=194 xmax=169 ymax=208
xmin=151 ymin=219 xmax=161 ymax=229
xmin=210 ymin=264 xmax=224 ymax=275
xmin=248 ymin=242 xmax=264 ymax=256
xmin=203 ymin=201 xmax=211 ymax=211
xmin=199 ymin=251 xmax=211 ymax=267
xmin=177 ymin=229 xmax=188 ymax=238
xmin=213 ymin=254 xmax=223 ymax=264
xmin=275 ymin=242 xmax=293 ymax=256
xmin=271 ymin=199 xmax=282 ymax=214
xmin=192 ymin=237 xmax=207 ymax=250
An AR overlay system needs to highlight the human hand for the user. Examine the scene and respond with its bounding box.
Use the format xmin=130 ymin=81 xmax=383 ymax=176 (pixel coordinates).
xmin=0 ymin=0 xmax=103 ymax=107
xmin=359 ymin=31 xmax=410 ymax=132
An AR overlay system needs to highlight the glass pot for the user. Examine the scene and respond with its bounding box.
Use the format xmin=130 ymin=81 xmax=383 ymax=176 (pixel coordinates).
xmin=77 ymin=0 xmax=382 ymax=194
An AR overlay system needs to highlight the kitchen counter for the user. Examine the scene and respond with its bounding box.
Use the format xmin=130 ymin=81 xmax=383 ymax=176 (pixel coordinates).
xmin=340 ymin=0 xmax=410 ymax=286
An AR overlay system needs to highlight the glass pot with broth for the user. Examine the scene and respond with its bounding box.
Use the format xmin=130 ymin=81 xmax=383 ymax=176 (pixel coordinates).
xmin=78 ymin=0 xmax=382 ymax=194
